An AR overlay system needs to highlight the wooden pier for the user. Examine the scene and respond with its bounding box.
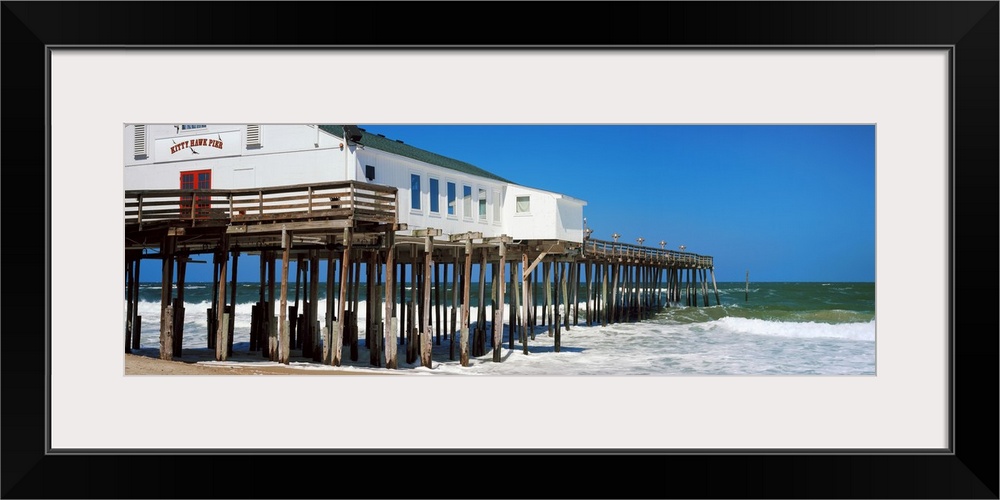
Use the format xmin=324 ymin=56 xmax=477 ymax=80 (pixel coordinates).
xmin=125 ymin=180 xmax=719 ymax=369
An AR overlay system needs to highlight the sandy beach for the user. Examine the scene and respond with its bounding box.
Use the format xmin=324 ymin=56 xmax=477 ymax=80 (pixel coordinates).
xmin=124 ymin=352 xmax=379 ymax=375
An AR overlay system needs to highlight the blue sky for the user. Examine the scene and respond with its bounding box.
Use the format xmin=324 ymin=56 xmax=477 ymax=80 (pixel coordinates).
xmin=140 ymin=124 xmax=875 ymax=283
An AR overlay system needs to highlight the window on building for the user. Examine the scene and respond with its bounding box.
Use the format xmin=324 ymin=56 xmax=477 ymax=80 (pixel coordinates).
xmin=179 ymin=169 xmax=211 ymax=219
xmin=463 ymin=185 xmax=473 ymax=219
xmin=447 ymin=182 xmax=457 ymax=216
xmin=516 ymin=195 xmax=531 ymax=214
xmin=493 ymin=189 xmax=502 ymax=223
xmin=429 ymin=178 xmax=440 ymax=214
xmin=478 ymin=188 xmax=487 ymax=222
xmin=411 ymin=174 xmax=422 ymax=211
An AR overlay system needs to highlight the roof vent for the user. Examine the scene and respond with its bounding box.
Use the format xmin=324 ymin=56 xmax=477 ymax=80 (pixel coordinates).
xmin=133 ymin=124 xmax=147 ymax=159
xmin=246 ymin=125 xmax=261 ymax=149
xmin=343 ymin=125 xmax=363 ymax=143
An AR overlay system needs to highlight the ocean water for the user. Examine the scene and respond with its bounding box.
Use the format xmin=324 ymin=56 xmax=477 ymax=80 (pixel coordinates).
xmin=127 ymin=281 xmax=875 ymax=375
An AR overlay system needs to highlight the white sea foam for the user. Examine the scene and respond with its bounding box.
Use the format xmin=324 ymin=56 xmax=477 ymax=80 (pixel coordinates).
xmin=127 ymin=298 xmax=875 ymax=375
xmin=705 ymin=316 xmax=875 ymax=341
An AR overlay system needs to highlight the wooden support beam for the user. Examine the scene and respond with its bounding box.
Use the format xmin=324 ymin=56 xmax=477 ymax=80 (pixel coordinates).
xmin=292 ymin=254 xmax=303 ymax=350
xmin=324 ymin=249 xmax=336 ymax=364
xmin=367 ymin=251 xmax=379 ymax=366
xmin=435 ymin=261 xmax=442 ymax=346
xmin=125 ymin=260 xmax=134 ymax=353
xmin=610 ymin=263 xmax=620 ymax=324
xmin=226 ymin=219 xmax=353 ymax=234
xmin=215 ymin=238 xmax=231 ymax=361
xmin=460 ymin=239 xmax=472 ymax=366
xmin=702 ymin=268 xmax=711 ymax=307
xmin=227 ymin=249 xmax=239 ymax=358
xmin=585 ymin=261 xmax=593 ymax=326
xmin=399 ymin=259 xmax=406 ymax=350
xmin=476 ymin=250 xmax=488 ymax=357
xmin=160 ymin=305 xmax=173 ymax=360
xmin=521 ymin=253 xmax=529 ymax=355
xmin=601 ymin=264 xmax=609 ymax=327
xmin=482 ymin=235 xmax=513 ymax=245
xmin=542 ymin=262 xmax=555 ymax=337
xmin=267 ymin=251 xmax=277 ymax=360
xmin=412 ymin=228 xmax=443 ymax=238
xmin=334 ymin=228 xmax=351 ymax=366
xmin=384 ymin=231 xmax=397 ymax=369
xmin=131 ymin=256 xmax=141 ymax=350
xmin=553 ymin=261 xmax=561 ymax=352
xmin=636 ymin=264 xmax=643 ymax=320
xmin=450 ymin=251 xmax=459 ymax=361
xmin=572 ymin=261 xmax=579 ymax=327
xmin=561 ymin=261 xmax=570 ymax=331
xmin=278 ymin=229 xmax=291 ymax=364
xmin=350 ymin=256 xmax=362 ymax=362
xmin=448 ymin=231 xmax=482 ymax=242
xmin=159 ymin=236 xmax=175 ymax=360
xmin=488 ymin=262 xmax=497 ymax=350
xmin=492 ymin=240 xmax=506 ymax=362
xmin=253 ymin=252 xmax=265 ymax=352
xmin=710 ymin=267 xmax=721 ymax=306
xmin=408 ymin=249 xmax=420 ymax=365
xmin=172 ymin=253 xmax=187 ymax=357
xmin=532 ymin=264 xmax=540 ymax=339
xmin=310 ymin=251 xmax=321 ymax=362
xmin=508 ymin=255 xmax=517 ymax=351
xmin=522 ymin=243 xmax=558 ymax=280
xmin=421 ymin=235 xmax=434 ymax=368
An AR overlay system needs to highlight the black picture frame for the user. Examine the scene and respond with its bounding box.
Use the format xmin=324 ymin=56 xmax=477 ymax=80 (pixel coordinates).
xmin=3 ymin=2 xmax=997 ymax=498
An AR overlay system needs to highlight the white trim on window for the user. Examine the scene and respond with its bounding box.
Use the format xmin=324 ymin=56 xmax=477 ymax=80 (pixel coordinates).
xmin=429 ymin=177 xmax=441 ymax=216
xmin=462 ymin=184 xmax=473 ymax=221
xmin=446 ymin=180 xmax=458 ymax=219
xmin=492 ymin=188 xmax=502 ymax=225
xmin=410 ymin=172 xmax=423 ymax=214
xmin=515 ymin=195 xmax=531 ymax=216
xmin=477 ymin=187 xmax=487 ymax=223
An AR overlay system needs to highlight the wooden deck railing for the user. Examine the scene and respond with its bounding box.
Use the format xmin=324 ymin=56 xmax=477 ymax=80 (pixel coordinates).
xmin=125 ymin=181 xmax=398 ymax=228
xmin=583 ymin=238 xmax=713 ymax=267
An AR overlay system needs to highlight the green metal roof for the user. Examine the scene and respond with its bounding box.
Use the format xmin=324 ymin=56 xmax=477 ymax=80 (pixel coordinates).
xmin=319 ymin=125 xmax=511 ymax=183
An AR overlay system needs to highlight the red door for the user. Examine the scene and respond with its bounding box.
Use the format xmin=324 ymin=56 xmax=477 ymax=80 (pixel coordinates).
xmin=180 ymin=169 xmax=211 ymax=219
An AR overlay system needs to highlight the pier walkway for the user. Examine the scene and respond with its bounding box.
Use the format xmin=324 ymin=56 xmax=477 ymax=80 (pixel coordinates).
xmin=124 ymin=181 xmax=719 ymax=369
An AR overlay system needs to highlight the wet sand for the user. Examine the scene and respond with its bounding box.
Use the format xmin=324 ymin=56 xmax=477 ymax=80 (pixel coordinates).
xmin=124 ymin=353 xmax=382 ymax=375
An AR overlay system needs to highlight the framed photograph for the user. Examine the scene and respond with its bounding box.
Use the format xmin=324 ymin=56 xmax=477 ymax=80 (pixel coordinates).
xmin=5 ymin=2 xmax=996 ymax=498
